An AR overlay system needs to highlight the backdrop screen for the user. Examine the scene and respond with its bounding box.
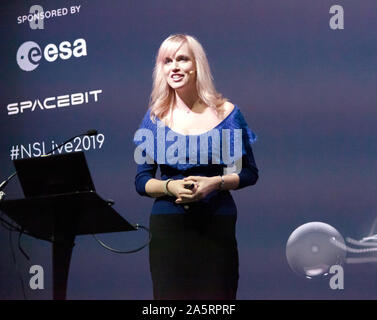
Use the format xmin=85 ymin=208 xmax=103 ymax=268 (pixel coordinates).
xmin=0 ymin=0 xmax=376 ymax=299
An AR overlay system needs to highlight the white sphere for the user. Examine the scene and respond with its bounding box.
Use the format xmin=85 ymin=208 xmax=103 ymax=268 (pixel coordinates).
xmin=286 ymin=222 xmax=346 ymax=278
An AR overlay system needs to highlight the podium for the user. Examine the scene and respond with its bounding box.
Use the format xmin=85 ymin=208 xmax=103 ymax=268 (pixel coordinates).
xmin=0 ymin=152 xmax=137 ymax=300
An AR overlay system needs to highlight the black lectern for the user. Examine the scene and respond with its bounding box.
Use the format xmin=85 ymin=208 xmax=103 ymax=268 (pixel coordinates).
xmin=0 ymin=152 xmax=136 ymax=300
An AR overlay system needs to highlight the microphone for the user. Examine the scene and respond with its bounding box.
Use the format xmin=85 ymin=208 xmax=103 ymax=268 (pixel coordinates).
xmin=0 ymin=130 xmax=98 ymax=199
xmin=86 ymin=129 xmax=98 ymax=136
xmin=184 ymin=183 xmax=195 ymax=190
xmin=0 ymin=172 xmax=17 ymax=192
xmin=47 ymin=129 xmax=98 ymax=155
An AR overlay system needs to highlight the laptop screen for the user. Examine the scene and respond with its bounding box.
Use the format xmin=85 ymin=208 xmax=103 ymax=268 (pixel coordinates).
xmin=13 ymin=152 xmax=95 ymax=198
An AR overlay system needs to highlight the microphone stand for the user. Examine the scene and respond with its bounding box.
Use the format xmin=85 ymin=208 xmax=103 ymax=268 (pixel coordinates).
xmin=0 ymin=173 xmax=17 ymax=201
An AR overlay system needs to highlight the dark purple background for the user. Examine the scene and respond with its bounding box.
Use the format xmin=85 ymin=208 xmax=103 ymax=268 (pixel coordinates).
xmin=0 ymin=0 xmax=376 ymax=299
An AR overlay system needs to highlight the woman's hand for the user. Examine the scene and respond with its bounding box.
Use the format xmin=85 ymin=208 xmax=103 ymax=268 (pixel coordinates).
xmin=167 ymin=179 xmax=198 ymax=201
xmin=175 ymin=176 xmax=220 ymax=204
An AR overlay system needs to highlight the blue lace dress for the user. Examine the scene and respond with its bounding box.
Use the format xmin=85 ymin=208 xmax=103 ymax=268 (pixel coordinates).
xmin=134 ymin=105 xmax=259 ymax=299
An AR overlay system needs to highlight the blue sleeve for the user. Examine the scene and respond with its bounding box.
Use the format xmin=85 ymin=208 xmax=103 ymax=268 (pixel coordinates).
xmin=234 ymin=123 xmax=259 ymax=189
xmin=134 ymin=161 xmax=158 ymax=197
xmin=235 ymin=153 xmax=259 ymax=190
xmin=229 ymin=106 xmax=258 ymax=189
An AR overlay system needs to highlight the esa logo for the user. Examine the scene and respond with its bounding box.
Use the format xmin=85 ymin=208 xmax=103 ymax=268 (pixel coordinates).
xmin=16 ymin=38 xmax=87 ymax=71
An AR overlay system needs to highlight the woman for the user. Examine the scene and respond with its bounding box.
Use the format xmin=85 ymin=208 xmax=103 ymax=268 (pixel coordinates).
xmin=134 ymin=34 xmax=259 ymax=300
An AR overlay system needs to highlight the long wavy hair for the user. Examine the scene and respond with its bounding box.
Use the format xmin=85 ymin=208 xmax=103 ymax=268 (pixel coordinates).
xmin=149 ymin=34 xmax=227 ymax=123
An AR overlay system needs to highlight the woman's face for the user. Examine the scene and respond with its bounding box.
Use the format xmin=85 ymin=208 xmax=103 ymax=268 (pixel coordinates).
xmin=163 ymin=43 xmax=196 ymax=91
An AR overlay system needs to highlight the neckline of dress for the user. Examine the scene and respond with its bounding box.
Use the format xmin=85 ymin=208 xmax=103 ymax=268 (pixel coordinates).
xmin=156 ymin=104 xmax=238 ymax=137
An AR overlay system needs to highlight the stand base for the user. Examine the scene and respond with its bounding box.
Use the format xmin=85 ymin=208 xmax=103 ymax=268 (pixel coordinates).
xmin=52 ymin=234 xmax=75 ymax=300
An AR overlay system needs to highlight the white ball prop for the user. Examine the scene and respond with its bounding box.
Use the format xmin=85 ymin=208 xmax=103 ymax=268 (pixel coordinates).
xmin=286 ymin=222 xmax=346 ymax=278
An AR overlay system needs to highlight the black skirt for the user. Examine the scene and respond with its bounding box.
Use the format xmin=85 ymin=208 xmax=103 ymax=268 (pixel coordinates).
xmin=149 ymin=205 xmax=239 ymax=300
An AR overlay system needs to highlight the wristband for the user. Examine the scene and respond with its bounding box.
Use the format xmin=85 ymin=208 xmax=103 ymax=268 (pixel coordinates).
xmin=164 ymin=179 xmax=174 ymax=196
xmin=219 ymin=175 xmax=225 ymax=190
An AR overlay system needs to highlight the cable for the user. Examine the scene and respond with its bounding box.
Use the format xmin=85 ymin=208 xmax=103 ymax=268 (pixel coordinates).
xmin=0 ymin=214 xmax=53 ymax=243
xmin=0 ymin=213 xmax=18 ymax=231
xmin=1 ymin=217 xmax=33 ymax=261
xmin=368 ymin=217 xmax=377 ymax=237
xmin=1 ymin=213 xmax=29 ymax=299
xmin=332 ymin=237 xmax=377 ymax=253
xmin=18 ymin=230 xmax=30 ymax=261
xmin=9 ymin=229 xmax=27 ymax=300
xmin=346 ymin=237 xmax=377 ymax=247
xmin=92 ymin=224 xmax=152 ymax=254
xmin=0 ymin=212 xmax=55 ymax=300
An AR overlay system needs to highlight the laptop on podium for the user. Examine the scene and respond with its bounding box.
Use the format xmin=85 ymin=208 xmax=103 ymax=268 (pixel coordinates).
xmin=13 ymin=151 xmax=95 ymax=198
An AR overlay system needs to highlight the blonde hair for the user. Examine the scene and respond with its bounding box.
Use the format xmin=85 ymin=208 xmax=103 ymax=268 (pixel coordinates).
xmin=149 ymin=34 xmax=227 ymax=123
